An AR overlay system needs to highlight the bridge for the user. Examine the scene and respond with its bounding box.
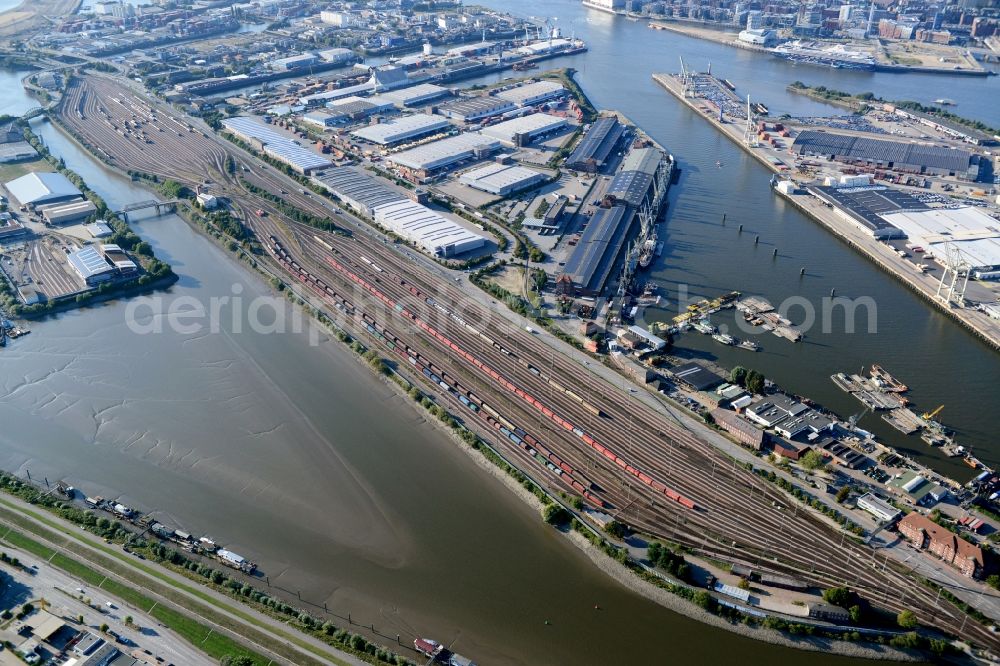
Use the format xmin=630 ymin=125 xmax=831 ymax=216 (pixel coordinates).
xmin=21 ymin=107 xmax=44 ymax=120
xmin=113 ymin=199 xmax=180 ymax=222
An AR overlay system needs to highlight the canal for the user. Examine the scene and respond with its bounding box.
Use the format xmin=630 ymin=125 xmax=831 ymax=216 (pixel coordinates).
xmin=0 ymin=73 xmax=901 ymax=665
xmin=471 ymin=0 xmax=1000 ymax=481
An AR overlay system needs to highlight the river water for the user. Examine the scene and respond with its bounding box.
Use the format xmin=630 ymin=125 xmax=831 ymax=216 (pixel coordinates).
xmin=0 ymin=73 xmax=902 ymax=665
xmin=470 ymin=0 xmax=1000 ymax=482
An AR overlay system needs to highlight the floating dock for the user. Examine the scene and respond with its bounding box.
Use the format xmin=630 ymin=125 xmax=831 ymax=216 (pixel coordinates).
xmin=882 ymin=408 xmax=923 ymax=435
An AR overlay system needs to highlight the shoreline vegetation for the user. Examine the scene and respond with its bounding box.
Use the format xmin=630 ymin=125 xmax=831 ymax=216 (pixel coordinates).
xmin=14 ymin=71 xmax=973 ymax=664
xmin=786 ymin=82 xmax=1000 ymax=137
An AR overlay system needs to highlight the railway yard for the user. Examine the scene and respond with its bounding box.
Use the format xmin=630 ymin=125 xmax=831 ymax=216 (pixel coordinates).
xmin=56 ymin=71 xmax=1000 ymax=651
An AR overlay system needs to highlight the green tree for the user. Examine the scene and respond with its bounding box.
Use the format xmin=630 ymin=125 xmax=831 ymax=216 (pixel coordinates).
xmin=124 ymin=615 xmax=133 ymax=626
xmin=986 ymin=574 xmax=1000 ymax=591
xmin=604 ymin=520 xmax=628 ymax=539
xmin=693 ymin=591 xmax=716 ymax=611
xmin=99 ymin=623 xmax=109 ymax=633
xmin=848 ymin=605 xmax=861 ymax=623
xmin=835 ymin=486 xmax=851 ymax=503
xmin=220 ymin=656 xmax=255 ymax=666
xmin=543 ymin=504 xmax=569 ymax=525
xmin=730 ymin=366 xmax=748 ymax=386
xmin=822 ymin=587 xmax=852 ymax=608
xmin=745 ymin=370 xmax=765 ymax=395
xmin=800 ymin=450 xmax=827 ymax=472
xmin=897 ymin=609 xmax=918 ymax=629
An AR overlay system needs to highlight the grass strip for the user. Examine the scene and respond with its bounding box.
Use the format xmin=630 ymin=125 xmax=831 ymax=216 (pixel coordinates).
xmin=0 ymin=506 xmax=342 ymax=666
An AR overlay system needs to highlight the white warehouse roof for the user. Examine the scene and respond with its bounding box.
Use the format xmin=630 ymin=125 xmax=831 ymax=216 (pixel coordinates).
xmin=372 ymin=200 xmax=486 ymax=257
xmin=221 ymin=117 xmax=331 ymax=173
xmin=495 ymin=80 xmax=566 ymax=107
xmin=351 ymin=114 xmax=451 ymax=145
xmin=459 ymin=162 xmax=546 ymax=195
xmin=67 ymin=245 xmax=114 ymax=281
xmin=378 ymin=83 xmax=451 ymax=107
xmin=881 ymin=206 xmax=1000 ymax=271
xmin=479 ymin=113 xmax=568 ymax=145
xmin=4 ymin=171 xmax=82 ymax=206
xmin=389 ymin=133 xmax=501 ymax=171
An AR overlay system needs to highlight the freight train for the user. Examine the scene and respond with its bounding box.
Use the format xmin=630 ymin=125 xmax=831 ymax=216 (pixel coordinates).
xmin=268 ymin=235 xmax=604 ymax=504
xmin=315 ymin=243 xmax=698 ymax=512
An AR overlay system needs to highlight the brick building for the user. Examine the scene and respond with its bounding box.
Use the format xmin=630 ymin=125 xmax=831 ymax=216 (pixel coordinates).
xmin=898 ymin=512 xmax=983 ymax=579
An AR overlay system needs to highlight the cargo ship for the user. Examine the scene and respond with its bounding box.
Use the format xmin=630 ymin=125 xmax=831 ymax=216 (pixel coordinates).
xmin=869 ymin=364 xmax=908 ymax=393
xmin=771 ymin=40 xmax=875 ymax=71
xmin=638 ymin=235 xmax=657 ymax=268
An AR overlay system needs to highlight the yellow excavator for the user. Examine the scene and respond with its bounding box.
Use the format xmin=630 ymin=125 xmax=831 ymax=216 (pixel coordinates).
xmin=921 ymin=405 xmax=944 ymax=421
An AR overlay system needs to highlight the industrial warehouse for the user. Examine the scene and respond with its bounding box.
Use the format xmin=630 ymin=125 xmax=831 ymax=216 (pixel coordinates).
xmin=310 ymin=168 xmax=485 ymax=257
xmin=809 ymin=182 xmax=1000 ymax=278
xmin=377 ymin=83 xmax=451 ymax=108
xmin=558 ymin=205 xmax=632 ymax=297
xmin=311 ymin=168 xmax=412 ymax=217
xmin=459 ymin=163 xmax=547 ymax=195
xmin=809 ymin=183 xmax=914 ymax=239
xmin=479 ymin=113 xmax=568 ymax=146
xmin=221 ymin=116 xmax=332 ymax=174
xmin=556 ymin=143 xmax=672 ymax=297
xmin=494 ymin=80 xmax=566 ymax=107
xmin=437 ymin=96 xmax=517 ymax=123
xmin=350 ymin=113 xmax=451 ymax=146
xmin=388 ymin=133 xmax=501 ymax=176
xmin=566 ymin=116 xmax=626 ymax=173
xmin=372 ymin=200 xmax=486 ymax=257
xmin=792 ymin=130 xmax=988 ymax=182
xmin=4 ymin=171 xmax=83 ymax=207
xmin=882 ymin=207 xmax=1000 ymax=279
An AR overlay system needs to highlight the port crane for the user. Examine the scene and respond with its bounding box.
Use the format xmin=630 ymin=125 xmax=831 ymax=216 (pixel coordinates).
xmin=847 ymin=405 xmax=872 ymax=433
xmin=922 ymin=405 xmax=944 ymax=421
xmin=742 ymin=95 xmax=758 ymax=148
xmin=678 ymin=56 xmax=693 ymax=97
xmin=935 ymin=242 xmax=971 ymax=307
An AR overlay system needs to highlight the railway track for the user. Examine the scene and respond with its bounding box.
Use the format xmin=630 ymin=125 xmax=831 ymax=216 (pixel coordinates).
xmin=53 ymin=74 xmax=998 ymax=649
xmin=288 ymin=227 xmax=990 ymax=645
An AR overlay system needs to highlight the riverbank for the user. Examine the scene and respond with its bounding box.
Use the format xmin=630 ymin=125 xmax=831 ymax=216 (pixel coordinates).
xmin=646 ymin=19 xmax=989 ymax=76
xmin=565 ymin=531 xmax=921 ymax=662
xmin=786 ymin=82 xmax=1000 ymax=137
xmin=319 ymin=330 xmax=937 ymax=662
xmin=651 ymin=72 xmax=1000 ymax=354
xmin=0 ymin=0 xmax=80 ymax=39
xmin=785 ymin=83 xmax=867 ymax=111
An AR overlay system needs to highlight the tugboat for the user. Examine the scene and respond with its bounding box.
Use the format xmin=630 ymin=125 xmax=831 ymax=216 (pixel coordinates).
xmin=414 ymin=638 xmax=443 ymax=659
xmin=414 ymin=638 xmax=477 ymax=666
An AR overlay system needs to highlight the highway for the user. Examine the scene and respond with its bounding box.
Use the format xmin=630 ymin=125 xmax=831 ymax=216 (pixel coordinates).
xmin=55 ymin=71 xmax=999 ymax=651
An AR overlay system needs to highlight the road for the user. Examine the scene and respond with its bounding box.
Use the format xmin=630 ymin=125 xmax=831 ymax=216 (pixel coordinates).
xmin=0 ymin=495 xmax=370 ymax=666
xmin=0 ymin=539 xmax=212 ymax=665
